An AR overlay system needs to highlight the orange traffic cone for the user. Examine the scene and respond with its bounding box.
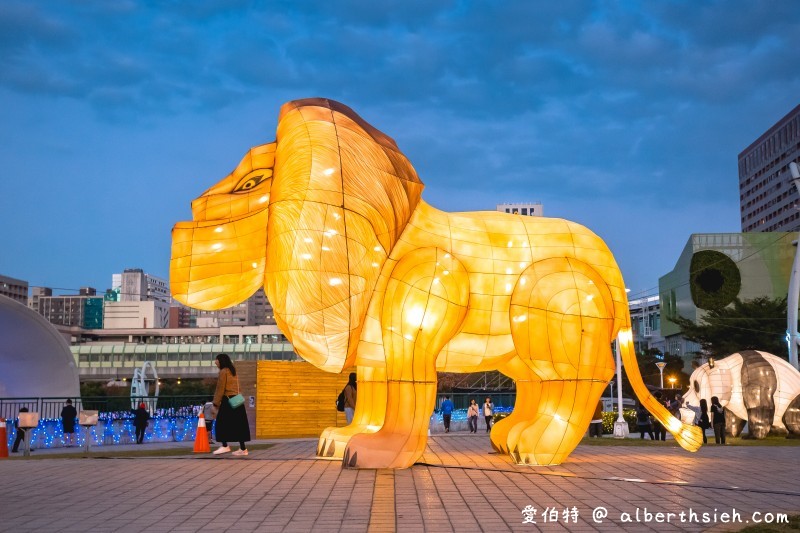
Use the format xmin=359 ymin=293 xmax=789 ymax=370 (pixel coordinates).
xmin=193 ymin=413 xmax=210 ymax=453
xmin=0 ymin=418 xmax=8 ymax=459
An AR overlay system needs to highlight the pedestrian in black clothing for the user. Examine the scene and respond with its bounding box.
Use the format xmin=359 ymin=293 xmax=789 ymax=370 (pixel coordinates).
xmin=710 ymin=396 xmax=726 ymax=445
xmin=133 ymin=402 xmax=150 ymax=444
xmin=61 ymin=399 xmax=78 ymax=447
xmin=636 ymin=404 xmax=655 ymax=440
xmin=698 ymin=399 xmax=711 ymax=445
xmin=11 ymin=407 xmax=29 ymax=453
xmin=652 ymin=391 xmax=666 ymax=441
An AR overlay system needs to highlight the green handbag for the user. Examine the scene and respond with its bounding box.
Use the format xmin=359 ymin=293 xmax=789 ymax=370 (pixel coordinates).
xmin=228 ymin=394 xmax=245 ymax=409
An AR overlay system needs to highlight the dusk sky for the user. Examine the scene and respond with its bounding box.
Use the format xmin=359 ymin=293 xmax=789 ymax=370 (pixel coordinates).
xmin=1 ymin=1 xmax=799 ymax=301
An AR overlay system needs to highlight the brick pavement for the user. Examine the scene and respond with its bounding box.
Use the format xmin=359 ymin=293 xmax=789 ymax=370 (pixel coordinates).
xmin=0 ymin=435 xmax=797 ymax=532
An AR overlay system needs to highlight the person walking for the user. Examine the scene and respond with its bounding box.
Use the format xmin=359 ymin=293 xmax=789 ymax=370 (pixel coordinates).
xmin=588 ymin=401 xmax=603 ymax=437
xmin=440 ymin=395 xmax=454 ymax=433
xmin=343 ymin=372 xmax=357 ymax=425
xmin=636 ymin=404 xmax=655 ymax=440
xmin=60 ymin=399 xmax=78 ymax=447
xmin=711 ymin=396 xmax=726 ymax=445
xmin=467 ymin=399 xmax=479 ymax=433
xmin=483 ymin=397 xmax=494 ymax=433
xmin=11 ymin=407 xmax=30 ymax=453
xmin=203 ymin=401 xmax=216 ymax=444
xmin=133 ymin=402 xmax=150 ymax=444
xmin=698 ymin=399 xmax=711 ymax=444
xmin=212 ymin=353 xmax=251 ymax=456
xmin=652 ymin=391 xmax=667 ymax=441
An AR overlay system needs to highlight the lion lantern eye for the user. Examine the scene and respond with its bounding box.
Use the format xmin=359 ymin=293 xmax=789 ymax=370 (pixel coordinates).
xmin=232 ymin=169 xmax=272 ymax=193
xmin=693 ymin=380 xmax=700 ymax=393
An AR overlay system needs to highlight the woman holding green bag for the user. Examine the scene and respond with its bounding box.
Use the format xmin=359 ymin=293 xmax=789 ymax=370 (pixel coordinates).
xmin=212 ymin=353 xmax=251 ymax=456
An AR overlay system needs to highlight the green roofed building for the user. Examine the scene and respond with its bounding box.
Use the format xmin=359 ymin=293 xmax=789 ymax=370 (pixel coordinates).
xmin=659 ymin=233 xmax=795 ymax=364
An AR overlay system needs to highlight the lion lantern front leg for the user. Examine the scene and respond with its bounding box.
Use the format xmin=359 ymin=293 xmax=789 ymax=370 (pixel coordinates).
xmin=343 ymin=248 xmax=469 ymax=468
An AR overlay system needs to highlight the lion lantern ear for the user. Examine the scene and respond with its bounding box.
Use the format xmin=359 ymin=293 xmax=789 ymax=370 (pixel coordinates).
xmin=170 ymin=143 xmax=275 ymax=310
xmin=265 ymin=98 xmax=424 ymax=372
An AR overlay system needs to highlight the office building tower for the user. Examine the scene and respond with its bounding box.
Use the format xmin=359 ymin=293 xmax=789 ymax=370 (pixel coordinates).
xmin=0 ymin=274 xmax=28 ymax=305
xmin=739 ymin=104 xmax=800 ymax=232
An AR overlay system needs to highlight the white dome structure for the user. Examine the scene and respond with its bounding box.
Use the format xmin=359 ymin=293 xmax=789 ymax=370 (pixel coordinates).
xmin=0 ymin=295 xmax=80 ymax=398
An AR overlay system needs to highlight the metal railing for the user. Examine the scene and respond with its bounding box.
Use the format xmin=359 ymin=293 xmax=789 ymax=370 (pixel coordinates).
xmin=0 ymin=395 xmax=209 ymax=421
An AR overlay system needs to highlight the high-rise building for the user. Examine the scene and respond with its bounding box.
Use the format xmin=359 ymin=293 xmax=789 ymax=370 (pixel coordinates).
xmin=111 ymin=269 xmax=171 ymax=303
xmin=31 ymin=286 xmax=104 ymax=329
xmin=193 ymin=288 xmax=275 ymax=327
xmin=496 ymin=202 xmax=543 ymax=217
xmin=739 ymin=104 xmax=800 ymax=232
xmin=0 ymin=274 xmax=28 ymax=305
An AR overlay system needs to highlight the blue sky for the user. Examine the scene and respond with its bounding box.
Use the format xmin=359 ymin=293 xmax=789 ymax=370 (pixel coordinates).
xmin=1 ymin=0 xmax=799 ymax=300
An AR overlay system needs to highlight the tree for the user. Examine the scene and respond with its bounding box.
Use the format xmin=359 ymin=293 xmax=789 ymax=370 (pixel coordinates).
xmin=672 ymin=296 xmax=788 ymax=360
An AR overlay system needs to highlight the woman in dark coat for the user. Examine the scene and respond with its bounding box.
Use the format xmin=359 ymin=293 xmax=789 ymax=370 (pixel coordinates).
xmin=60 ymin=399 xmax=78 ymax=447
xmin=133 ymin=402 xmax=150 ymax=444
xmin=212 ymin=353 xmax=251 ymax=456
xmin=698 ymin=399 xmax=711 ymax=444
xmin=710 ymin=396 xmax=726 ymax=445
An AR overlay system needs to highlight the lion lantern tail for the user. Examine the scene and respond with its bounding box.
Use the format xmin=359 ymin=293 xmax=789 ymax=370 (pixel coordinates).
xmin=617 ymin=326 xmax=703 ymax=452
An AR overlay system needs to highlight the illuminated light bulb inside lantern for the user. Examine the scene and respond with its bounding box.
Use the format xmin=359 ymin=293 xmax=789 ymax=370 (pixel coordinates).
xmin=404 ymin=334 xmax=414 ymax=341
xmin=507 ymin=241 xmax=513 ymax=247
xmin=301 ymin=254 xmax=312 ymax=260
xmin=252 ymin=262 xmax=258 ymax=269
xmin=433 ymin=278 xmax=440 ymax=284
xmin=588 ymin=280 xmax=594 ymax=285
xmin=304 ymin=237 xmax=313 ymax=243
xmin=505 ymin=268 xmax=512 ymax=275
xmin=443 ymin=270 xmax=450 ymax=276
xmin=329 ymin=278 xmax=342 ymax=286
xmin=321 ymin=246 xmax=330 ymax=251
xmin=214 ymin=227 xmax=224 ymax=233
xmin=324 ymin=229 xmax=337 ymax=237
xmin=553 ymin=414 xmax=562 ymax=421
xmin=323 ymin=168 xmax=335 ymax=176
xmin=444 ymin=253 xmax=450 ymax=259
xmin=371 ymin=262 xmax=379 ymax=267
xmin=666 ymin=417 xmax=682 ymax=432
xmin=333 ymin=212 xmax=340 ymax=220
xmin=512 ymin=314 xmax=526 ymax=323
xmin=406 ymin=306 xmax=425 ymax=329
xmin=211 ymin=243 xmax=222 ymax=251
xmin=258 ymin=195 xmax=268 ymax=204
xmin=519 ymin=262 xmax=526 ymax=268
xmin=586 ymin=294 xmax=594 ymax=301
xmin=520 ymin=277 xmax=527 ymax=285
xmin=373 ymin=246 xmax=382 ymax=252
xmin=523 ymin=242 xmax=529 ymax=248
xmin=505 ymin=283 xmax=512 ymax=292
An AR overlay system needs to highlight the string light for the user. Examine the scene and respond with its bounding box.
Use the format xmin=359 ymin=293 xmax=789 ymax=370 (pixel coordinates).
xmin=5 ymin=413 xmax=201 ymax=449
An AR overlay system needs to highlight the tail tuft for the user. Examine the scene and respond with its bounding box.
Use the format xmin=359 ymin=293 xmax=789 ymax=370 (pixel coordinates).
xmin=672 ymin=422 xmax=703 ymax=452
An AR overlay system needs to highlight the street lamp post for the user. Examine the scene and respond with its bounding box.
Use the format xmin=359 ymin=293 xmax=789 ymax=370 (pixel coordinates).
xmin=786 ymin=161 xmax=800 ymax=370
xmin=655 ymin=362 xmax=667 ymax=390
xmin=613 ymin=339 xmax=629 ymax=439
xmin=608 ymin=380 xmax=615 ymax=412
xmin=668 ymin=377 xmax=677 ymax=389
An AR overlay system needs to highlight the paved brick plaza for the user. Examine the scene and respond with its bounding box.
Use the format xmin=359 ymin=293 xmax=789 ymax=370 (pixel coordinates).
xmin=1 ymin=436 xmax=798 ymax=532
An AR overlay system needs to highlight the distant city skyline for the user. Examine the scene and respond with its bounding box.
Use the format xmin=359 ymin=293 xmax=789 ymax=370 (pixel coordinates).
xmin=1 ymin=2 xmax=799 ymax=300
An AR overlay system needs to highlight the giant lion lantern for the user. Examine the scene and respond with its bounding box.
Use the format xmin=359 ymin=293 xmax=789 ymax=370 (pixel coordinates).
xmin=170 ymin=98 xmax=702 ymax=468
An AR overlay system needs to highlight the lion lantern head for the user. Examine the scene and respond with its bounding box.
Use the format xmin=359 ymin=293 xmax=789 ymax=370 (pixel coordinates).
xmin=170 ymin=99 xmax=424 ymax=372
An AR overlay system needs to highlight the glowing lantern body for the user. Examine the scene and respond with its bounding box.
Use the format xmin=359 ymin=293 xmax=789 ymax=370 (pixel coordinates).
xmin=171 ymin=98 xmax=702 ymax=468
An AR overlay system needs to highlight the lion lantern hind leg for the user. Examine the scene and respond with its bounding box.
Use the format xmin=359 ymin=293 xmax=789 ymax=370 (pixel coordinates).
xmin=504 ymin=257 xmax=616 ymax=466
xmin=317 ymin=366 xmax=386 ymax=459
xmin=343 ymin=248 xmax=469 ymax=469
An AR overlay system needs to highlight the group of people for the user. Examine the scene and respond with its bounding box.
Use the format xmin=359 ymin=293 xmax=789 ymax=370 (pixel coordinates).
xmin=440 ymin=396 xmax=495 ymax=433
xmin=635 ymin=391 xmax=728 ymax=444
